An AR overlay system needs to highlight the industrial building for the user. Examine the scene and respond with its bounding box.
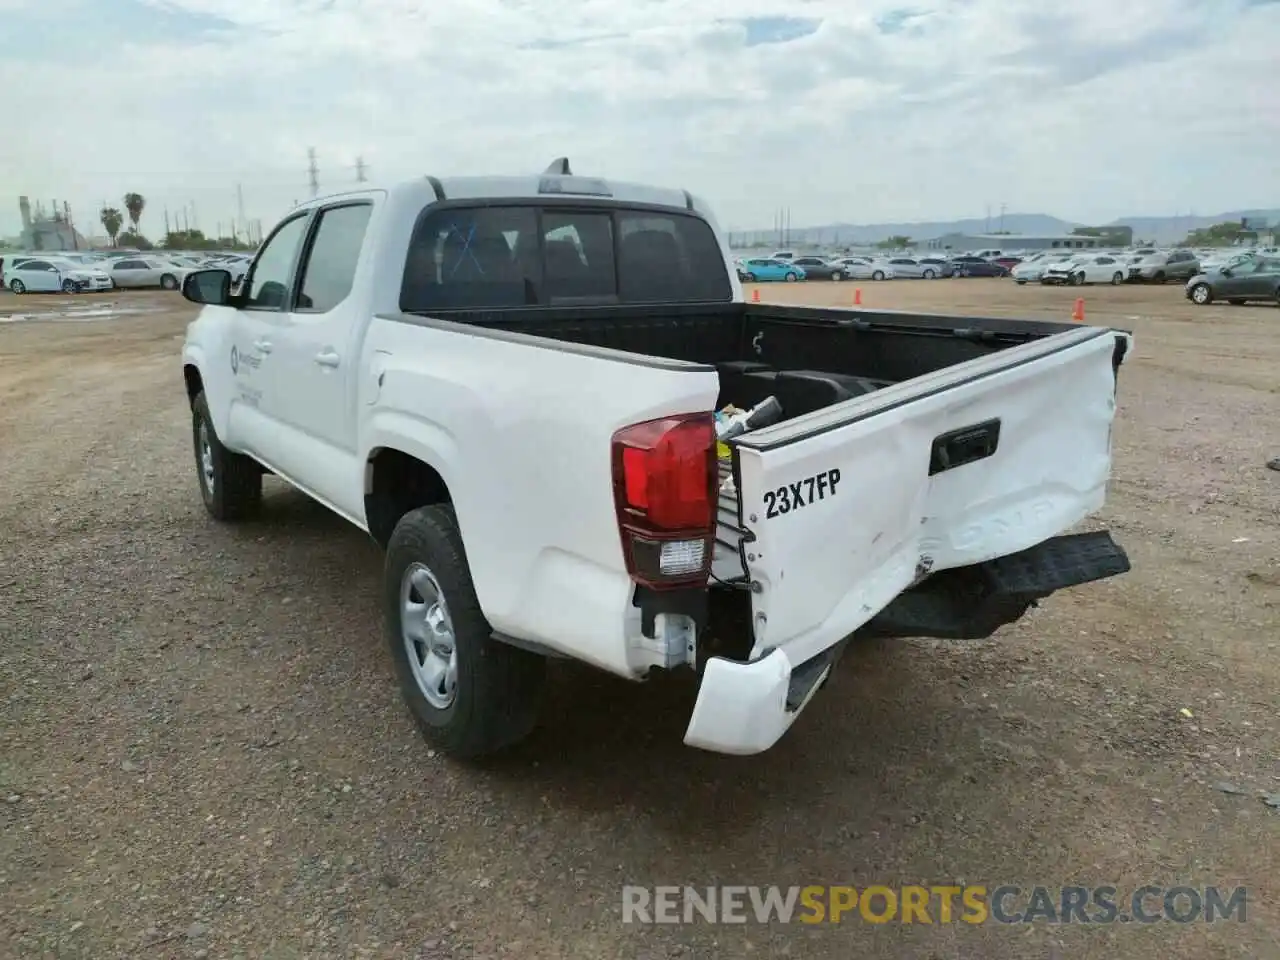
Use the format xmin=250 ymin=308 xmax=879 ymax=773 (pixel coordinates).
xmin=924 ymin=232 xmax=1106 ymax=252
xmin=14 ymin=196 xmax=89 ymax=251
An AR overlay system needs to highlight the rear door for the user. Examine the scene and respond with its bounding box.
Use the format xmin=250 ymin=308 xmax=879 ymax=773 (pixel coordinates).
xmin=730 ymin=325 xmax=1125 ymax=665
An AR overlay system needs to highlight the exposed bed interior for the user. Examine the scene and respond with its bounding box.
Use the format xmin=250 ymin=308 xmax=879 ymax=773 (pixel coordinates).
xmin=458 ymin=303 xmax=1066 ymax=423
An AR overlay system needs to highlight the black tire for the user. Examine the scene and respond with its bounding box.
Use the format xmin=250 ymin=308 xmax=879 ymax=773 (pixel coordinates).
xmin=160 ymin=273 xmax=178 ymax=290
xmin=830 ymin=271 xmax=844 ymax=281
xmin=745 ymin=273 xmax=756 ymax=282
xmin=192 ymin=391 xmax=261 ymax=521
xmin=61 ymin=279 xmax=77 ymax=294
xmin=10 ymin=279 xmax=25 ymax=294
xmin=872 ymin=270 xmax=885 ymax=281
xmin=385 ymin=505 xmax=545 ymax=758
xmin=1111 ymin=272 xmax=1123 ymax=285
xmin=922 ymin=268 xmax=936 ymax=280
xmin=1015 ymin=279 xmax=1026 ymax=285
xmin=1189 ymin=283 xmax=1212 ymax=306
xmin=1071 ymin=272 xmax=1085 ymax=286
xmin=784 ymin=272 xmax=798 ymax=282
xmin=1153 ymin=271 xmax=1166 ymax=283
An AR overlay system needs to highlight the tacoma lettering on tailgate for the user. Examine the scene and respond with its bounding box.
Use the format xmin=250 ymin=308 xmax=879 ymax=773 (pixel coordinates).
xmin=763 ymin=468 xmax=842 ymax=519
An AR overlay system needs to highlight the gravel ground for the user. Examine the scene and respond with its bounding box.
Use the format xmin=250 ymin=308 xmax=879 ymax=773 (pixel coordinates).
xmin=1 ymin=282 xmax=1277 ymax=959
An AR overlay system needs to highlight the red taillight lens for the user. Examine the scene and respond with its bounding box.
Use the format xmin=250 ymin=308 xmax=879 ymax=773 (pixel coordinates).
xmin=612 ymin=413 xmax=716 ymax=588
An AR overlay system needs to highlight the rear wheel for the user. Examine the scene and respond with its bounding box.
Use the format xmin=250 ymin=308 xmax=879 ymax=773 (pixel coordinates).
xmin=872 ymin=270 xmax=885 ymax=281
xmin=61 ymin=279 xmax=78 ymax=294
xmin=1153 ymin=271 xmax=1166 ymax=283
xmin=192 ymin=391 xmax=262 ymax=521
xmin=160 ymin=273 xmax=178 ymax=290
xmin=1189 ymin=283 xmax=1212 ymax=305
xmin=10 ymin=279 xmax=25 ymax=294
xmin=923 ymin=268 xmax=936 ymax=280
xmin=830 ymin=271 xmax=844 ymax=281
xmin=745 ymin=272 xmax=756 ymax=282
xmin=1071 ymin=272 xmax=1086 ymax=286
xmin=1111 ymin=272 xmax=1123 ymax=285
xmin=784 ymin=272 xmax=798 ymax=282
xmin=385 ymin=505 xmax=545 ymax=757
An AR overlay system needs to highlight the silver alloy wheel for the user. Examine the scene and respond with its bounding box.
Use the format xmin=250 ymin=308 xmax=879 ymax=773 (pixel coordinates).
xmin=198 ymin=421 xmax=215 ymax=494
xmin=1191 ymin=283 xmax=1210 ymax=304
xmin=401 ymin=562 xmax=458 ymax=709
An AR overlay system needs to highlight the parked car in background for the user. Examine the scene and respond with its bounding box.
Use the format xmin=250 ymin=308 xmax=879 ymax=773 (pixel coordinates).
xmin=992 ymin=256 xmax=1023 ymax=271
xmin=917 ymin=256 xmax=956 ymax=278
xmin=1128 ymin=249 xmax=1200 ymax=283
xmin=1198 ymin=250 xmax=1256 ymax=273
xmin=1186 ymin=257 xmax=1280 ymax=305
xmin=1011 ymin=252 xmax=1072 ymax=284
xmin=1041 ymin=254 xmax=1127 ymax=286
xmin=3 ymin=257 xmax=112 ymax=293
xmin=98 ymin=256 xmax=194 ymax=290
xmin=738 ymin=257 xmax=805 ymax=282
xmin=883 ymin=257 xmax=940 ymax=279
xmin=830 ymin=257 xmax=895 ymax=280
xmin=769 ymin=250 xmax=795 ymax=261
xmin=790 ymin=256 xmax=846 ymax=280
xmin=950 ymin=255 xmax=1009 ymax=278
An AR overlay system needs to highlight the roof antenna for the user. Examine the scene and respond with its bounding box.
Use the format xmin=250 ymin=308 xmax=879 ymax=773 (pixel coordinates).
xmin=543 ymin=157 xmax=572 ymax=176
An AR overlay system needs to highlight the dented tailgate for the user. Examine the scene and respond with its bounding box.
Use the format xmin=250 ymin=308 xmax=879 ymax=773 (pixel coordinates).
xmin=730 ymin=325 xmax=1127 ymax=665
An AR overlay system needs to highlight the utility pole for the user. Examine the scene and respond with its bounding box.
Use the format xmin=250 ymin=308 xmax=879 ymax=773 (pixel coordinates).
xmin=190 ymin=201 xmax=198 ymax=232
xmin=164 ymin=207 xmax=171 ymax=237
xmin=182 ymin=208 xmax=189 ymax=232
xmin=999 ymin=202 xmax=1006 ymax=234
xmin=307 ymin=147 xmax=320 ymax=197
xmin=985 ymin=203 xmax=991 ymax=234
xmin=236 ymin=183 xmax=246 ymax=242
xmin=355 ymin=156 xmax=367 ymax=183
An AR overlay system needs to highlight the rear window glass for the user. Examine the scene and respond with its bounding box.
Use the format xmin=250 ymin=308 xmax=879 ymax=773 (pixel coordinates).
xmin=399 ymin=204 xmax=731 ymax=312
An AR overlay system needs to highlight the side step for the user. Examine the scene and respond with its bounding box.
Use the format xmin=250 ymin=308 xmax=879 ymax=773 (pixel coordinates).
xmin=859 ymin=531 xmax=1131 ymax=641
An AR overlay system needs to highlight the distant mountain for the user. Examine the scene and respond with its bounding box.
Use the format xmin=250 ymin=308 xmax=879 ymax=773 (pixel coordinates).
xmin=743 ymin=209 xmax=1280 ymax=247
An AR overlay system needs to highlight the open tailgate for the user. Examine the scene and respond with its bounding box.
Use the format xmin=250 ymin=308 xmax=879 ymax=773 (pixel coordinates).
xmin=730 ymin=325 xmax=1128 ymax=665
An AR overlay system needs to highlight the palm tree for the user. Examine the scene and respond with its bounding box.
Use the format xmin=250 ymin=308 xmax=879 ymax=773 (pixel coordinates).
xmin=123 ymin=193 xmax=146 ymax=235
xmin=100 ymin=207 xmax=123 ymax=247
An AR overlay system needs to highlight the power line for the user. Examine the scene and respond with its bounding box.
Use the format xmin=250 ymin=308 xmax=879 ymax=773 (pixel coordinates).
xmin=307 ymin=147 xmax=319 ymax=197
xmin=355 ymin=156 xmax=367 ymax=183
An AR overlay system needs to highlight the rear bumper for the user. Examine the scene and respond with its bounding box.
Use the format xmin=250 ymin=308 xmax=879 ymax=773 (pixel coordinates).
xmin=684 ymin=642 xmax=841 ymax=755
xmin=683 ymin=531 xmax=1129 ymax=755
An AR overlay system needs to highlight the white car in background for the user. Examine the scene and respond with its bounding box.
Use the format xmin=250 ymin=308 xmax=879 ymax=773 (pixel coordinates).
xmin=1041 ymin=254 xmax=1128 ymax=286
xmin=1011 ymin=252 xmax=1076 ymax=284
xmin=1198 ymin=250 xmax=1255 ymax=273
xmin=830 ymin=257 xmax=896 ymax=280
xmin=99 ymin=256 xmax=194 ymax=290
xmin=3 ymin=256 xmax=112 ymax=293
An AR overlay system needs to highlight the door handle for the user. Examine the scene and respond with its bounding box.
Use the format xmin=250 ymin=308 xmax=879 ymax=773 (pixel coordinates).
xmin=315 ymin=349 xmax=341 ymax=368
xmin=253 ymin=339 xmax=272 ymax=354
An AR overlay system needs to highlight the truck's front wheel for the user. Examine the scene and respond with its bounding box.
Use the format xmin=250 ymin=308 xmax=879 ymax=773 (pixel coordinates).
xmin=385 ymin=505 xmax=545 ymax=758
xmin=191 ymin=391 xmax=261 ymax=521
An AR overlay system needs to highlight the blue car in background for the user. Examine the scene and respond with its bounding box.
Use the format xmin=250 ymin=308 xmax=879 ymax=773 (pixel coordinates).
xmin=737 ymin=257 xmax=806 ymax=282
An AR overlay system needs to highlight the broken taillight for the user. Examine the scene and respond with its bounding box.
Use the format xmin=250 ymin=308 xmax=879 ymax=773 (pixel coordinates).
xmin=611 ymin=413 xmax=716 ymax=589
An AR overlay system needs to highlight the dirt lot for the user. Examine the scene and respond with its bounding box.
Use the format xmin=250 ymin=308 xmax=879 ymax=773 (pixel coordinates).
xmin=1 ymin=281 xmax=1277 ymax=959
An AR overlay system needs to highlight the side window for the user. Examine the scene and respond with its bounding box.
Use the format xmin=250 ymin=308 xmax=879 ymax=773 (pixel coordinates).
xmin=295 ymin=203 xmax=373 ymax=313
xmin=542 ymin=211 xmax=615 ymax=301
xmin=22 ymin=261 xmax=50 ymax=271
xmin=245 ymin=214 xmax=310 ymax=310
xmin=400 ymin=205 xmax=539 ymax=312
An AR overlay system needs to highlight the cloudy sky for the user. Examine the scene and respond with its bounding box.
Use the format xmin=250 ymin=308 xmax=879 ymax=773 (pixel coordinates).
xmin=2 ymin=0 xmax=1278 ymax=240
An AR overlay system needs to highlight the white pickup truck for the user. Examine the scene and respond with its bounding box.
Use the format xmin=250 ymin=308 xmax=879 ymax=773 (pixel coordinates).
xmin=180 ymin=159 xmax=1132 ymax=758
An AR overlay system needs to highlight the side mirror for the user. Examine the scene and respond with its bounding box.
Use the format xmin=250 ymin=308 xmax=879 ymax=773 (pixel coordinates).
xmin=183 ymin=269 xmax=233 ymax=305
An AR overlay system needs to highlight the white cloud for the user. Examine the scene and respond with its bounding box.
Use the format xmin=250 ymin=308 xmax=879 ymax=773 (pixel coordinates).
xmin=2 ymin=0 xmax=1278 ymax=239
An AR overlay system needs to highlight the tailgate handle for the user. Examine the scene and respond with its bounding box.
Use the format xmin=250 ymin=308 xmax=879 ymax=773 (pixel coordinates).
xmin=929 ymin=419 xmax=1001 ymax=476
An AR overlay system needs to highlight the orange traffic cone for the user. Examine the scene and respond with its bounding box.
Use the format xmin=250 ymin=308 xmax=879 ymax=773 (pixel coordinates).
xmin=854 ymin=288 xmax=862 ymax=306
xmin=1071 ymin=298 xmax=1084 ymax=322
xmin=751 ymin=288 xmax=760 ymax=303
